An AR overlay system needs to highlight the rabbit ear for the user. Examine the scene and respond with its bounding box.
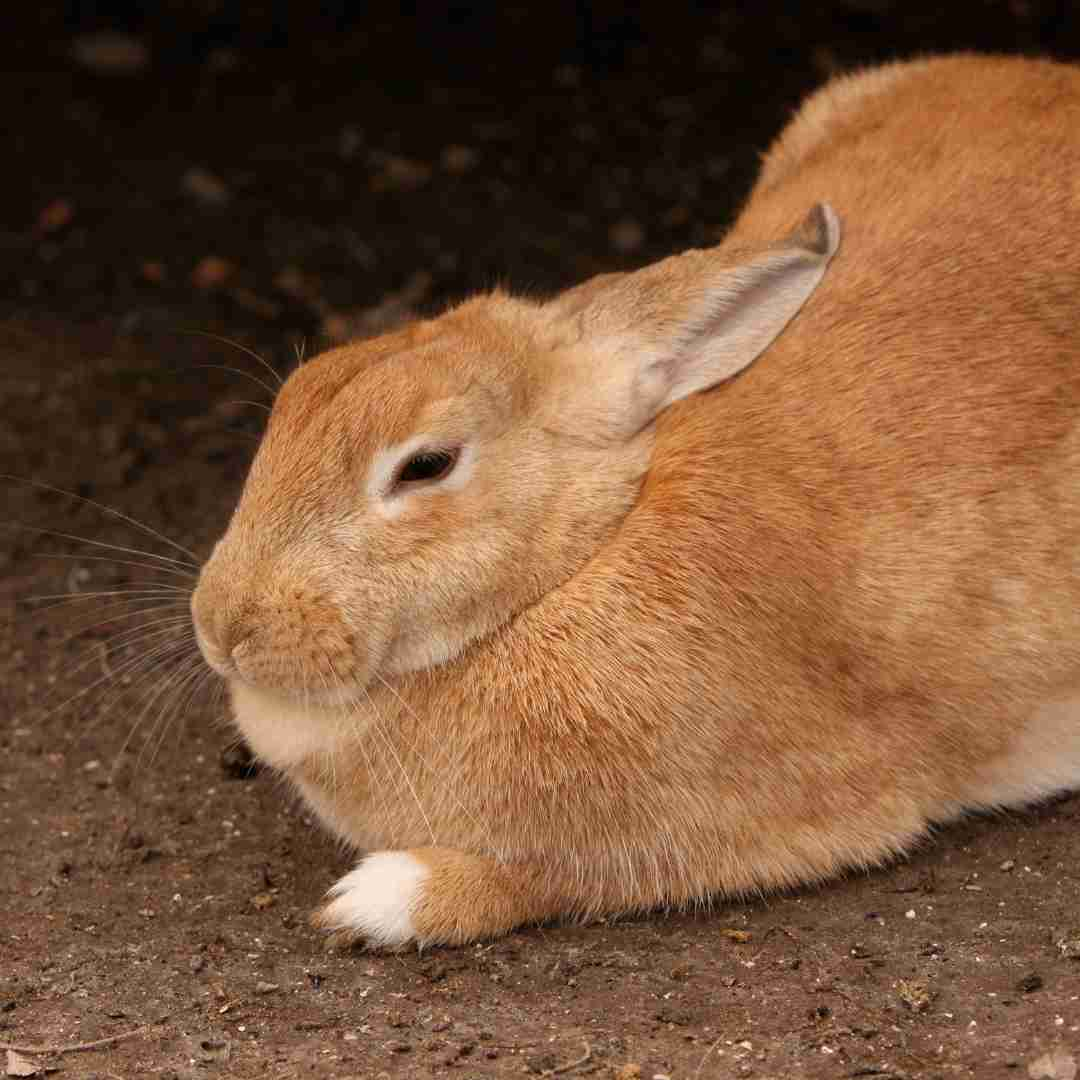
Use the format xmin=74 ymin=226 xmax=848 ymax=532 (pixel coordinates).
xmin=554 ymin=203 xmax=841 ymax=438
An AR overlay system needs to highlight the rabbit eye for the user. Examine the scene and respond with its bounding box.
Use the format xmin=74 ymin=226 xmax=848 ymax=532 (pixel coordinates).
xmin=393 ymin=448 xmax=459 ymax=489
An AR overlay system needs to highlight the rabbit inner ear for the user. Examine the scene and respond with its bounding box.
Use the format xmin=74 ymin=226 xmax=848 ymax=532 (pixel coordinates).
xmin=568 ymin=203 xmax=841 ymax=438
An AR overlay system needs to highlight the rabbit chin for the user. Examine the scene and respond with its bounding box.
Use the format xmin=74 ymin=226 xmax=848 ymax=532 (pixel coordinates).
xmin=228 ymin=678 xmax=367 ymax=770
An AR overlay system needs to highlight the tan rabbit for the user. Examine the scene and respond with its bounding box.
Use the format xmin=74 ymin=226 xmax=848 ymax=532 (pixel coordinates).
xmin=191 ymin=53 xmax=1080 ymax=948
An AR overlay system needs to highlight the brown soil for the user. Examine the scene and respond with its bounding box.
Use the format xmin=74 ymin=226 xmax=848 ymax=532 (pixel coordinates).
xmin=2 ymin=6 xmax=1079 ymax=1079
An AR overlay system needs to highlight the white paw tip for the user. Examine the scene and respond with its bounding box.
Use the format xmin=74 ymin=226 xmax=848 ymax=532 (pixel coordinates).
xmin=317 ymin=851 xmax=429 ymax=947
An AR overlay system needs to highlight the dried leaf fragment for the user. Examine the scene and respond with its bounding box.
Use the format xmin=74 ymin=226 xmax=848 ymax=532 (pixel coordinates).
xmin=5 ymin=1050 xmax=39 ymax=1078
xmin=1028 ymin=1046 xmax=1077 ymax=1080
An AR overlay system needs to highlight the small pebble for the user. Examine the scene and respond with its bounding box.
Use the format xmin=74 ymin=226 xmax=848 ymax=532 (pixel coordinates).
xmin=441 ymin=145 xmax=478 ymax=174
xmin=70 ymin=32 xmax=150 ymax=74
xmin=526 ymin=1053 xmax=558 ymax=1073
xmin=370 ymin=154 xmax=431 ymax=192
xmin=220 ymin=741 xmax=262 ymax=779
xmin=183 ymin=167 xmax=232 ymax=207
xmin=610 ymin=219 xmax=645 ymax=253
xmin=897 ymin=978 xmax=934 ymax=1012
xmin=205 ymin=48 xmax=239 ymax=73
xmin=141 ymin=261 xmax=168 ymax=284
xmin=553 ymin=64 xmax=581 ymax=88
xmin=1053 ymin=929 xmax=1080 ymax=960
xmin=339 ymin=126 xmax=363 ymax=158
xmin=191 ymin=255 xmax=235 ymax=290
xmin=37 ymin=199 xmax=74 ymax=232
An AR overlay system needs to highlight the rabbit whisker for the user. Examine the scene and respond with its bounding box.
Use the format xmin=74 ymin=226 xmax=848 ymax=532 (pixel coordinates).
xmin=136 ymin=656 xmax=212 ymax=775
xmin=53 ymin=610 xmax=194 ymax=679
xmin=0 ymin=476 xmax=200 ymax=563
xmin=191 ymin=364 xmax=279 ymax=401
xmin=361 ymin=681 xmax=437 ymax=847
xmin=31 ymin=586 xmax=191 ymax=603
xmin=371 ymin=670 xmax=497 ymax=852
xmin=3 ymin=521 xmax=200 ymax=572
xmin=33 ymin=552 xmax=198 ymax=581
xmin=117 ymin=651 xmax=205 ymax=781
xmin=320 ymin=656 xmax=392 ymax=842
xmin=48 ymin=601 xmax=192 ymax=652
xmin=40 ymin=620 xmax=196 ymax=725
xmin=224 ymin=399 xmax=272 ymax=415
xmin=182 ymin=329 xmax=284 ymax=389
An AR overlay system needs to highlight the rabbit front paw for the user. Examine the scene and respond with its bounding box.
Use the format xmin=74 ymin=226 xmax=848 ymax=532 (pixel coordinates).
xmin=312 ymin=846 xmax=559 ymax=948
xmin=313 ymin=850 xmax=429 ymax=948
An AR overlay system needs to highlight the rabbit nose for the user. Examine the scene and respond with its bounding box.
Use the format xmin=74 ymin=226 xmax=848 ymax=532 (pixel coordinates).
xmin=191 ymin=576 xmax=247 ymax=673
xmin=194 ymin=607 xmax=258 ymax=676
xmin=194 ymin=624 xmax=229 ymax=671
xmin=191 ymin=597 xmax=230 ymax=671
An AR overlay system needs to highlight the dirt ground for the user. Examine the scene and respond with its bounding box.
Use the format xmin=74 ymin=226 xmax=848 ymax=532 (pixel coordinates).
xmin=2 ymin=5 xmax=1080 ymax=1079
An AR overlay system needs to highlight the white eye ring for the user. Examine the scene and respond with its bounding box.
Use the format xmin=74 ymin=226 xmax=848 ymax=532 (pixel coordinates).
xmin=367 ymin=438 xmax=476 ymax=516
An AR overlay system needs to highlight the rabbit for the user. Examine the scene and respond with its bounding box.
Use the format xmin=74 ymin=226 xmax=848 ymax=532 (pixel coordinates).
xmin=191 ymin=53 xmax=1080 ymax=948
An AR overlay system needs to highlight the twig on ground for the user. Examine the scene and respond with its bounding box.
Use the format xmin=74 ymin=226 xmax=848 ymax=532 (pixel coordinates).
xmin=546 ymin=1040 xmax=593 ymax=1075
xmin=0 ymin=1022 xmax=154 ymax=1056
xmin=694 ymin=1036 xmax=724 ymax=1078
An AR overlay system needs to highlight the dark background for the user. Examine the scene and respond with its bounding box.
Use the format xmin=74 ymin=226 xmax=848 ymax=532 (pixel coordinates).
xmin=5 ymin=1 xmax=1080 ymax=368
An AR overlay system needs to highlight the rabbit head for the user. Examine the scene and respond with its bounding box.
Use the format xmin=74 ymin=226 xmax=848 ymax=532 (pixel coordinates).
xmin=191 ymin=204 xmax=839 ymax=706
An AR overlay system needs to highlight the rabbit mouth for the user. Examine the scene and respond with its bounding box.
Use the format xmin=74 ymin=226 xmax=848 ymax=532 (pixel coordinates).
xmin=221 ymin=666 xmax=374 ymax=709
xmin=272 ymin=681 xmax=369 ymax=708
xmin=193 ymin=625 xmax=375 ymax=705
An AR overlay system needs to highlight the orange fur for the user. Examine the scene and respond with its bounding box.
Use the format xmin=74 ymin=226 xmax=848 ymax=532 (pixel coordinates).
xmin=193 ymin=54 xmax=1080 ymax=947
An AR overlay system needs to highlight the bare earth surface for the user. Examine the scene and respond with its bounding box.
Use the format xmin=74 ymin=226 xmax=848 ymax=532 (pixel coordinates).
xmin=2 ymin=6 xmax=1080 ymax=1079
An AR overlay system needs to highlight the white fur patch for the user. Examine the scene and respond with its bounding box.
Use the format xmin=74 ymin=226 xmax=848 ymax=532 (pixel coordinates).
xmin=229 ymin=680 xmax=347 ymax=769
xmin=964 ymin=694 xmax=1080 ymax=809
xmin=320 ymin=851 xmax=429 ymax=947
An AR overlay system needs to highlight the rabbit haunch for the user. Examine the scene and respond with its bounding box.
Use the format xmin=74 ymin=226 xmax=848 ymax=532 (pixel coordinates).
xmin=192 ymin=54 xmax=1080 ymax=947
